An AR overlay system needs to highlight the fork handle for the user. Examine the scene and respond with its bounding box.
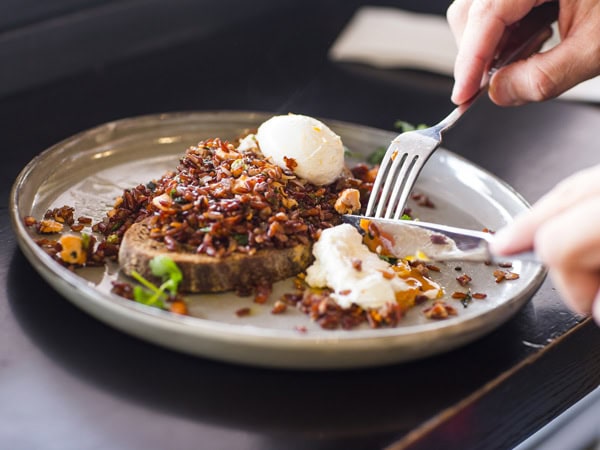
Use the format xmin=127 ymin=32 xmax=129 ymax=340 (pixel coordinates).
xmin=436 ymin=2 xmax=559 ymax=134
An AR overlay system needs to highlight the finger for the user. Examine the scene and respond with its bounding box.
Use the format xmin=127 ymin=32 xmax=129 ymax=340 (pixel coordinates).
xmin=593 ymin=294 xmax=600 ymax=326
xmin=447 ymin=0 xmax=473 ymax=45
xmin=533 ymin=198 xmax=600 ymax=269
xmin=489 ymin=36 xmax=600 ymax=105
xmin=491 ymin=166 xmax=600 ymax=255
xmin=490 ymin=0 xmax=600 ymax=105
xmin=533 ymin=198 xmax=600 ymax=317
xmin=548 ymin=268 xmax=598 ymax=316
xmin=451 ymin=0 xmax=541 ymax=104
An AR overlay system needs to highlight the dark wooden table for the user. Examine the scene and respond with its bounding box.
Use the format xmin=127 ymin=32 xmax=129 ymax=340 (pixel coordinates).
xmin=1 ymin=2 xmax=599 ymax=449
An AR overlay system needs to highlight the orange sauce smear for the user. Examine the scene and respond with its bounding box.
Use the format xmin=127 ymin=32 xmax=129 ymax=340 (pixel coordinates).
xmin=360 ymin=218 xmax=442 ymax=311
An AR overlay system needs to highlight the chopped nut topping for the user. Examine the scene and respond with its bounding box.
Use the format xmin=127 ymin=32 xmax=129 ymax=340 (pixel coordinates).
xmin=271 ymin=300 xmax=287 ymax=314
xmin=456 ymin=273 xmax=472 ymax=286
xmin=90 ymin=138 xmax=367 ymax=259
xmin=351 ymin=258 xmax=363 ymax=271
xmin=334 ymin=188 xmax=361 ymax=214
xmin=493 ymin=269 xmax=519 ymax=283
xmin=38 ymin=219 xmax=64 ymax=234
xmin=283 ymin=156 xmax=298 ymax=170
xmin=423 ymin=301 xmax=457 ymax=320
xmin=235 ymin=307 xmax=251 ymax=317
xmin=254 ymin=283 xmax=272 ymax=304
xmin=411 ymin=192 xmax=435 ymax=208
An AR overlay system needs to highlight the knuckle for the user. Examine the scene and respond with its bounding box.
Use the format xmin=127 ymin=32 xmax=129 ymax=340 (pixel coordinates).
xmin=470 ymin=0 xmax=498 ymax=18
xmin=446 ymin=1 xmax=462 ymax=23
xmin=528 ymin=62 xmax=561 ymax=101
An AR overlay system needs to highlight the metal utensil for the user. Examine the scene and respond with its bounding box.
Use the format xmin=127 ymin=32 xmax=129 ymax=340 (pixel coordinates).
xmin=341 ymin=214 xmax=540 ymax=264
xmin=365 ymin=2 xmax=559 ymax=220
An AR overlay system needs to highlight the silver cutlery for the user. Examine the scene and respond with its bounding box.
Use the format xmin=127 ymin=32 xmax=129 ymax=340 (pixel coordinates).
xmin=365 ymin=2 xmax=559 ymax=220
xmin=342 ymin=214 xmax=540 ymax=263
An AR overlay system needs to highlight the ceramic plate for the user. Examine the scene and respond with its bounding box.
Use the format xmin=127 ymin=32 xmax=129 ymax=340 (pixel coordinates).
xmin=10 ymin=111 xmax=546 ymax=369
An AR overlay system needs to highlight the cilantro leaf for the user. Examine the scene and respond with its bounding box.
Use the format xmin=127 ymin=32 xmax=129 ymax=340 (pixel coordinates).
xmin=149 ymin=255 xmax=183 ymax=295
xmin=130 ymin=256 xmax=183 ymax=308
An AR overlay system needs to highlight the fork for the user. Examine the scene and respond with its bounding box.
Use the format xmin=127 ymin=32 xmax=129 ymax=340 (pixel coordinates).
xmin=365 ymin=2 xmax=559 ymax=220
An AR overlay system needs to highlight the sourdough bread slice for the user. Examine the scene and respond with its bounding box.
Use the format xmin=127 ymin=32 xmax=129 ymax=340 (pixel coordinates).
xmin=118 ymin=220 xmax=313 ymax=293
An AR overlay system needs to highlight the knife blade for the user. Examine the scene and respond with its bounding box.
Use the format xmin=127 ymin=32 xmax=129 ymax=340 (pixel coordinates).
xmin=341 ymin=214 xmax=539 ymax=264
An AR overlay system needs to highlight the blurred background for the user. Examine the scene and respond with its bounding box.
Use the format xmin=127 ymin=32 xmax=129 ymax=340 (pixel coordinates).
xmin=0 ymin=0 xmax=450 ymax=100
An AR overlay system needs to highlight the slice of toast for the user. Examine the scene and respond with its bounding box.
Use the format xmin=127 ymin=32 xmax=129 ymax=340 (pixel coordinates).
xmin=118 ymin=220 xmax=313 ymax=293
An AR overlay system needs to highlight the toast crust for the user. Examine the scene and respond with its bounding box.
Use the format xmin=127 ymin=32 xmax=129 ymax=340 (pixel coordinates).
xmin=119 ymin=220 xmax=313 ymax=293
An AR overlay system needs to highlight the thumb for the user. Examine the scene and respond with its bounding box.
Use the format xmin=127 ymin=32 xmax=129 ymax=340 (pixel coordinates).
xmin=488 ymin=37 xmax=600 ymax=105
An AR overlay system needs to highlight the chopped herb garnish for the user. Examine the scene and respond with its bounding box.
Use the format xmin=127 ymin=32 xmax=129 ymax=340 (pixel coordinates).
xmin=81 ymin=232 xmax=91 ymax=249
xmin=460 ymin=290 xmax=473 ymax=308
xmin=344 ymin=146 xmax=363 ymax=160
xmin=367 ymin=147 xmax=386 ymax=165
xmin=233 ymin=233 xmax=249 ymax=246
xmin=378 ymin=254 xmax=399 ymax=265
xmin=131 ymin=255 xmax=183 ymax=309
xmin=394 ymin=120 xmax=428 ymax=132
xmin=149 ymin=255 xmax=182 ymax=295
xmin=110 ymin=220 xmax=124 ymax=232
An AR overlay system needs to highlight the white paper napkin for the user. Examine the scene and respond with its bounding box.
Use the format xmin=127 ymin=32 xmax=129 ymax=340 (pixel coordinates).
xmin=329 ymin=6 xmax=600 ymax=103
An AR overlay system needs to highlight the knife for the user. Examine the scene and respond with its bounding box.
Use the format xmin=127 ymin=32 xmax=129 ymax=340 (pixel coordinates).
xmin=341 ymin=214 xmax=540 ymax=264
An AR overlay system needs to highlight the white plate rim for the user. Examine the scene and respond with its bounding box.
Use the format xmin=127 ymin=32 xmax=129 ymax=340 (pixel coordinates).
xmin=9 ymin=110 xmax=547 ymax=368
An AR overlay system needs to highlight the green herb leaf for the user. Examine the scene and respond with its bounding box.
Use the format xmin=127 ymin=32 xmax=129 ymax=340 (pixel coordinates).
xmin=149 ymin=255 xmax=183 ymax=295
xmin=131 ymin=270 xmax=166 ymax=308
xmin=81 ymin=233 xmax=91 ymax=250
xmin=110 ymin=220 xmax=124 ymax=232
xmin=129 ymin=256 xmax=183 ymax=309
xmin=132 ymin=285 xmax=165 ymax=308
xmin=378 ymin=254 xmax=399 ymax=265
xmin=461 ymin=290 xmax=473 ymax=308
xmin=344 ymin=146 xmax=363 ymax=160
xmin=233 ymin=233 xmax=249 ymax=246
xmin=394 ymin=120 xmax=428 ymax=132
xmin=367 ymin=147 xmax=386 ymax=165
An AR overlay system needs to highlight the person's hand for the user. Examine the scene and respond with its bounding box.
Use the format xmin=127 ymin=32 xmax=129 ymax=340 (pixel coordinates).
xmin=490 ymin=165 xmax=600 ymax=325
xmin=447 ymin=0 xmax=600 ymax=106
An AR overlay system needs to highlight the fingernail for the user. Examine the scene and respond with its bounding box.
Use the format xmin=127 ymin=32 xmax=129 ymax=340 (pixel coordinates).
xmin=451 ymin=81 xmax=461 ymax=104
xmin=451 ymin=62 xmax=466 ymax=104
xmin=451 ymin=79 xmax=468 ymax=105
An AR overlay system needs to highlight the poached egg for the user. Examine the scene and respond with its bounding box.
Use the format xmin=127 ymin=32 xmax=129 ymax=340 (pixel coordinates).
xmin=255 ymin=114 xmax=345 ymax=186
